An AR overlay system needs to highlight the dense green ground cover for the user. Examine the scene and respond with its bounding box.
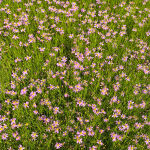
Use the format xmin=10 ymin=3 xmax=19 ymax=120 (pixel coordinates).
xmin=0 ymin=0 xmax=150 ymax=149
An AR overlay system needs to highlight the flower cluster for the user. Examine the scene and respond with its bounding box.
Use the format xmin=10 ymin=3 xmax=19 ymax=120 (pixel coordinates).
xmin=0 ymin=0 xmax=149 ymax=149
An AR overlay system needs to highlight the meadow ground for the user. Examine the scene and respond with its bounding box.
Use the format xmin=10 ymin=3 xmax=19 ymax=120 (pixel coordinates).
xmin=0 ymin=0 xmax=150 ymax=149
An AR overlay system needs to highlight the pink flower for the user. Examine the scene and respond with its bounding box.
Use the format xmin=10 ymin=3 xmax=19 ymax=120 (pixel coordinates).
xmin=89 ymin=146 xmax=97 ymax=150
xmin=36 ymin=87 xmax=42 ymax=94
xmin=97 ymin=140 xmax=103 ymax=145
xmin=77 ymin=100 xmax=86 ymax=107
xmin=48 ymin=84 xmax=55 ymax=90
xmin=31 ymin=132 xmax=38 ymax=140
xmin=100 ymin=86 xmax=109 ymax=95
xmin=64 ymin=93 xmax=69 ymax=97
xmin=25 ymin=56 xmax=31 ymax=61
xmin=110 ymin=96 xmax=117 ymax=104
xmin=2 ymin=133 xmax=8 ymax=140
xmin=33 ymin=110 xmax=38 ymax=115
xmin=128 ymin=145 xmax=137 ymax=150
xmin=77 ymin=138 xmax=82 ymax=144
xmin=39 ymin=47 xmax=45 ymax=52
xmin=12 ymin=131 xmax=18 ymax=138
xmin=22 ymin=70 xmax=28 ymax=75
xmin=23 ymin=102 xmax=29 ymax=108
xmin=74 ymin=84 xmax=83 ymax=91
xmin=55 ymin=143 xmax=63 ymax=149
xmin=16 ymin=136 xmax=21 ymax=141
xmin=104 ymin=118 xmax=109 ymax=122
xmin=145 ymin=139 xmax=150 ymax=145
xmin=110 ymin=132 xmax=117 ymax=141
xmin=88 ymin=130 xmax=95 ymax=136
xmin=20 ymin=87 xmax=27 ymax=95
xmin=18 ymin=145 xmax=25 ymax=150
xmin=69 ymin=34 xmax=74 ymax=39
xmin=29 ymin=91 xmax=37 ymax=100
xmin=53 ymin=107 xmax=59 ymax=114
